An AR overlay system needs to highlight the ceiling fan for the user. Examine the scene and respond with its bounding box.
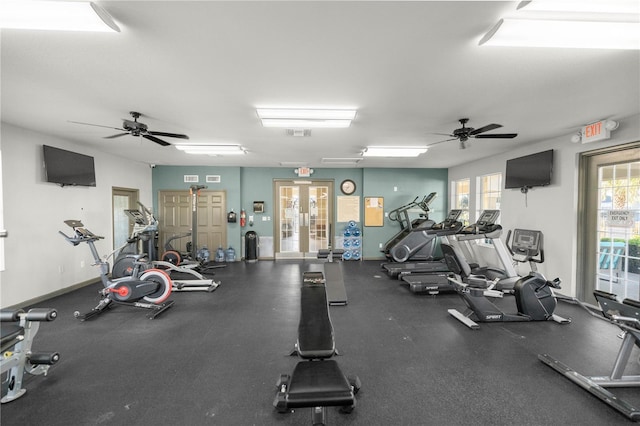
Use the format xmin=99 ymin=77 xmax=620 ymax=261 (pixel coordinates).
xmin=69 ymin=111 xmax=189 ymax=146
xmin=429 ymin=118 xmax=517 ymax=149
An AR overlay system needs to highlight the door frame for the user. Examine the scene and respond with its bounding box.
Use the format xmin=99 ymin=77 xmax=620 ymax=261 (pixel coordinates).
xmin=273 ymin=179 xmax=334 ymax=259
xmin=577 ymin=141 xmax=640 ymax=303
xmin=112 ymin=187 xmax=139 ymax=250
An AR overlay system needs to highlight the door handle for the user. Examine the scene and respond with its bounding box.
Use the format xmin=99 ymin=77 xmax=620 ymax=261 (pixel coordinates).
xmin=0 ymin=230 xmax=7 ymax=238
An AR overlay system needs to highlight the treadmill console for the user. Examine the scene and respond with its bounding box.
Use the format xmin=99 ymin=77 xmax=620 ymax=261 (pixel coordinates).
xmin=431 ymin=209 xmax=463 ymax=230
xmin=460 ymin=210 xmax=501 ymax=234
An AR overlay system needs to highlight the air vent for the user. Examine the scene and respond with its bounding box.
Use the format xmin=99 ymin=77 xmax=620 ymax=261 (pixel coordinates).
xmin=285 ymin=129 xmax=311 ymax=137
xmin=184 ymin=175 xmax=199 ymax=183
xmin=206 ymin=175 xmax=221 ymax=183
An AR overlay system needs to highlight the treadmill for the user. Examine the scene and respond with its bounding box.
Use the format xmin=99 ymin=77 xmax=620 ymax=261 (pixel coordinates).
xmin=382 ymin=210 xmax=463 ymax=284
xmin=396 ymin=210 xmax=465 ymax=294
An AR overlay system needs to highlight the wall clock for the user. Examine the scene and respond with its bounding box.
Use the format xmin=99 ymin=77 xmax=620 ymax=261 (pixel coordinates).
xmin=340 ymin=179 xmax=356 ymax=195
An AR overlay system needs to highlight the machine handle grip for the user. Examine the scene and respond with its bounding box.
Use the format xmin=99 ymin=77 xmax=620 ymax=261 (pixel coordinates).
xmin=24 ymin=308 xmax=58 ymax=322
xmin=0 ymin=309 xmax=24 ymax=322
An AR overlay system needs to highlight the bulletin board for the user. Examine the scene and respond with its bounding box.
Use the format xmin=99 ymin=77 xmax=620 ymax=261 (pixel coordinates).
xmin=364 ymin=197 xmax=384 ymax=227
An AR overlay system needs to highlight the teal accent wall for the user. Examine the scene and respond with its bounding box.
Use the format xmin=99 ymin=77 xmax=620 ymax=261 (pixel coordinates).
xmin=360 ymin=168 xmax=448 ymax=259
xmin=152 ymin=166 xmax=447 ymax=260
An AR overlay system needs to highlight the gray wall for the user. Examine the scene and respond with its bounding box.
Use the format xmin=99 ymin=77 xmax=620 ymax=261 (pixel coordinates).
xmin=1 ymin=123 xmax=152 ymax=308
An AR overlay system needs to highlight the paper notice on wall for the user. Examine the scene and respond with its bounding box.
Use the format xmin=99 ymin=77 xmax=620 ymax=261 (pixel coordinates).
xmin=337 ymin=196 xmax=360 ymax=222
xmin=606 ymin=210 xmax=633 ymax=228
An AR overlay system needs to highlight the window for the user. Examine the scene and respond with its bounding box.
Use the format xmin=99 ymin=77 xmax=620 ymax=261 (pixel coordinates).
xmin=476 ymin=173 xmax=502 ymax=221
xmin=451 ymin=178 xmax=470 ymax=226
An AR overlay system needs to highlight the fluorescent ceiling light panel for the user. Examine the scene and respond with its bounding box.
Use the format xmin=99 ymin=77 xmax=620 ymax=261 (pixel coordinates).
xmin=363 ymin=147 xmax=428 ymax=158
xmin=257 ymin=109 xmax=356 ymax=120
xmin=480 ymin=18 xmax=640 ymax=49
xmin=321 ymin=158 xmax=363 ymax=165
xmin=261 ymin=119 xmax=352 ymax=128
xmin=257 ymin=108 xmax=356 ymax=128
xmin=517 ymin=0 xmax=640 ymax=15
xmin=0 ymin=1 xmax=120 ymax=32
xmin=175 ymin=145 xmax=246 ymax=155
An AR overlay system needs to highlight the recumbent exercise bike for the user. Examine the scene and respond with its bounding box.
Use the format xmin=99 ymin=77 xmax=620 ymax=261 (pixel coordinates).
xmin=445 ymin=228 xmax=571 ymax=329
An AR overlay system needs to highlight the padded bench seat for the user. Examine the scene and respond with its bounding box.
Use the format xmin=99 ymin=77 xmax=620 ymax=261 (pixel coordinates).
xmin=285 ymin=360 xmax=355 ymax=408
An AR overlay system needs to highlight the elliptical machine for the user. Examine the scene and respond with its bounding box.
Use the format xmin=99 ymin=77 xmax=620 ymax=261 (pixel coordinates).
xmin=445 ymin=228 xmax=571 ymax=330
xmin=59 ymin=220 xmax=174 ymax=320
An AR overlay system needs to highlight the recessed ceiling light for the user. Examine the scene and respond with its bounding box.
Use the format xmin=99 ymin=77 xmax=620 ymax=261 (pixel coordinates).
xmin=0 ymin=1 xmax=120 ymax=32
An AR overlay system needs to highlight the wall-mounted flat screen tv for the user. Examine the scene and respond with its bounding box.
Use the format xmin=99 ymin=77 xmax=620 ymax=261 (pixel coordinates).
xmin=43 ymin=145 xmax=96 ymax=187
xmin=504 ymin=149 xmax=553 ymax=190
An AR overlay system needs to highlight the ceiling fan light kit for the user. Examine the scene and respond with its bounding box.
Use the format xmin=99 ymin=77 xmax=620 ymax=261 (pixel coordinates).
xmin=481 ymin=0 xmax=640 ymax=49
xmin=0 ymin=1 xmax=120 ymax=32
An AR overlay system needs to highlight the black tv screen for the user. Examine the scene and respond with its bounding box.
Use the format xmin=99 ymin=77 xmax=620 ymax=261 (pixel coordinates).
xmin=504 ymin=149 xmax=553 ymax=189
xmin=43 ymin=145 xmax=96 ymax=187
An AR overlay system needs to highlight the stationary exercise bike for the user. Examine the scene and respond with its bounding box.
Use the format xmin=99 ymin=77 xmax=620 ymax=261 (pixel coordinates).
xmin=445 ymin=228 xmax=571 ymax=329
xmin=59 ymin=220 xmax=174 ymax=320
xmin=112 ymin=203 xmax=220 ymax=292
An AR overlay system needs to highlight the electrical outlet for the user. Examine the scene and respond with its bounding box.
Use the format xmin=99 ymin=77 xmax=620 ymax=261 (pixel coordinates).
xmin=58 ymin=265 xmax=64 ymax=273
xmin=379 ymin=243 xmax=383 ymax=249
xmin=80 ymin=260 xmax=85 ymax=268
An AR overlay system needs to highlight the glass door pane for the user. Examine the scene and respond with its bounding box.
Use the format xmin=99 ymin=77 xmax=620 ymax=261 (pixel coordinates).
xmin=279 ymin=185 xmax=299 ymax=253
xmin=309 ymin=185 xmax=329 ymax=253
xmin=595 ymin=160 xmax=640 ymax=299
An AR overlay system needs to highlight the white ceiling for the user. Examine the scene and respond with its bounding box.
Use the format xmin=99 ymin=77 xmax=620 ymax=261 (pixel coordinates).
xmin=1 ymin=1 xmax=639 ymax=169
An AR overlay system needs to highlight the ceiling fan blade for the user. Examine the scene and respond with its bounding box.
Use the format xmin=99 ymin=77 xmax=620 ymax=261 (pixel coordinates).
xmin=427 ymin=137 xmax=458 ymax=147
xmin=148 ymin=131 xmax=189 ymax=139
xmin=104 ymin=132 xmax=130 ymax=139
xmin=143 ymin=134 xmax=171 ymax=146
xmin=68 ymin=120 xmax=125 ymax=131
xmin=474 ymin=133 xmax=518 ymax=139
xmin=469 ymin=123 xmax=502 ymax=135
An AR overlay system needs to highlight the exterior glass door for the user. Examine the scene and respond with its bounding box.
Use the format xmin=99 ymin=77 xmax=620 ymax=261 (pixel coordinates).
xmin=275 ymin=180 xmax=333 ymax=259
xmin=578 ymin=143 xmax=640 ymax=304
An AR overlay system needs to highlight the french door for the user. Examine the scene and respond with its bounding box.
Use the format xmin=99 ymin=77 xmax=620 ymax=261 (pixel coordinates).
xmin=274 ymin=180 xmax=333 ymax=259
xmin=578 ymin=143 xmax=640 ymax=304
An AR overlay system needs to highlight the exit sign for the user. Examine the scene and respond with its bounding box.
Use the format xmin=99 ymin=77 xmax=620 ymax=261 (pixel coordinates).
xmin=581 ymin=120 xmax=611 ymax=144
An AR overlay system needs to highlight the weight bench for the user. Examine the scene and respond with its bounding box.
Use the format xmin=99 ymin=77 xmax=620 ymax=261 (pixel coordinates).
xmin=1 ymin=308 xmax=60 ymax=403
xmin=317 ymin=248 xmax=348 ymax=306
xmin=274 ymin=271 xmax=360 ymax=425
